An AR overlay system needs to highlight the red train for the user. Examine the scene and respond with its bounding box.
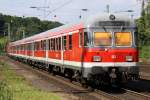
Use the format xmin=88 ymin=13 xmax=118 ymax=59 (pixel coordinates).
xmin=7 ymin=13 xmax=139 ymax=86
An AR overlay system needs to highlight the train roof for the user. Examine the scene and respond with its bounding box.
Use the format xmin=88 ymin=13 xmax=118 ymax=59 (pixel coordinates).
xmin=10 ymin=13 xmax=136 ymax=46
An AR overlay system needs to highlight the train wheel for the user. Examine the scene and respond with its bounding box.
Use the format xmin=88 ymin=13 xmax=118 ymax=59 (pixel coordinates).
xmin=48 ymin=65 xmax=53 ymax=73
xmin=81 ymin=78 xmax=88 ymax=88
xmin=52 ymin=66 xmax=56 ymax=76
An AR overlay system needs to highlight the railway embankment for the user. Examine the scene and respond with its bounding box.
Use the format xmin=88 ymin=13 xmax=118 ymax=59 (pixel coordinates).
xmin=0 ymin=57 xmax=63 ymax=100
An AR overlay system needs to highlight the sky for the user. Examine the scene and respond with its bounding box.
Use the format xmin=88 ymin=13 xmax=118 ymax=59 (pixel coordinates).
xmin=0 ymin=0 xmax=143 ymax=24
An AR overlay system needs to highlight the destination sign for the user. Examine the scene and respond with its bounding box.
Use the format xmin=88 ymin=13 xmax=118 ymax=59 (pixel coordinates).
xmin=99 ymin=21 xmax=129 ymax=26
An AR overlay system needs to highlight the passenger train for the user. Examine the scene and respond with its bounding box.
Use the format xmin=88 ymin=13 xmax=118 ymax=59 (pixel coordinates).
xmin=7 ymin=13 xmax=139 ymax=86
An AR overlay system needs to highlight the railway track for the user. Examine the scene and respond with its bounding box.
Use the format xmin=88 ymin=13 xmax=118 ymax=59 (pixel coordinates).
xmin=2 ymin=56 xmax=150 ymax=100
xmin=120 ymin=88 xmax=150 ymax=100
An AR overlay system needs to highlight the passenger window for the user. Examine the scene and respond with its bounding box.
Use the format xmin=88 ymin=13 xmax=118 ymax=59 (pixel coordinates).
xmin=63 ymin=36 xmax=66 ymax=50
xmin=53 ymin=39 xmax=55 ymax=51
xmin=56 ymin=38 xmax=59 ymax=51
xmin=69 ymin=35 xmax=72 ymax=50
xmin=49 ymin=39 xmax=51 ymax=50
xmin=55 ymin=38 xmax=57 ymax=51
xmin=79 ymin=32 xmax=82 ymax=46
xmin=41 ymin=41 xmax=43 ymax=50
xmin=51 ymin=39 xmax=54 ymax=50
xmin=43 ymin=40 xmax=46 ymax=50
xmin=84 ymin=32 xmax=89 ymax=46
xmin=34 ymin=42 xmax=37 ymax=50
xmin=58 ymin=37 xmax=61 ymax=50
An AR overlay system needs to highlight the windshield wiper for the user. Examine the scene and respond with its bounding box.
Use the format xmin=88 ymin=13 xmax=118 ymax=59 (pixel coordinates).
xmin=120 ymin=26 xmax=126 ymax=31
xmin=102 ymin=26 xmax=107 ymax=32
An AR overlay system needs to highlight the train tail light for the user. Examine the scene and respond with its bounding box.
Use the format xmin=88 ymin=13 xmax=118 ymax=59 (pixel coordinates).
xmin=126 ymin=56 xmax=133 ymax=62
xmin=93 ymin=56 xmax=101 ymax=62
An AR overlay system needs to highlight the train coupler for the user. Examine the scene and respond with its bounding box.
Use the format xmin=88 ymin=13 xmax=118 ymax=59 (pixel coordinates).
xmin=109 ymin=68 xmax=117 ymax=83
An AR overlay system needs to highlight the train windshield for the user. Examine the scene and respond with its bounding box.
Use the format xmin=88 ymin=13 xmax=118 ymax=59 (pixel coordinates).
xmin=115 ymin=32 xmax=132 ymax=46
xmin=94 ymin=32 xmax=112 ymax=46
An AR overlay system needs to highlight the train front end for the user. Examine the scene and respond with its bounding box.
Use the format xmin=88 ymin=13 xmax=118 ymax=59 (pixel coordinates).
xmin=83 ymin=14 xmax=139 ymax=85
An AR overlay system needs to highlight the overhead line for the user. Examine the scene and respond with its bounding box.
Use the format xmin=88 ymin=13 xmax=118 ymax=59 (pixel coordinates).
xmin=45 ymin=0 xmax=73 ymax=18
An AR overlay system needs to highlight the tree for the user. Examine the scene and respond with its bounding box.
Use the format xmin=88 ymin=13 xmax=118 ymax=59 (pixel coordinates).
xmin=136 ymin=2 xmax=150 ymax=43
xmin=0 ymin=13 xmax=63 ymax=41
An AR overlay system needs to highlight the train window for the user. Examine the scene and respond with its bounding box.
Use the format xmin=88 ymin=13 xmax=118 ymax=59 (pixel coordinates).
xmin=51 ymin=39 xmax=54 ymax=50
xmin=134 ymin=31 xmax=138 ymax=46
xmin=58 ymin=37 xmax=61 ymax=50
xmin=56 ymin=38 xmax=60 ymax=50
xmin=35 ymin=42 xmax=37 ymax=50
xmin=30 ymin=43 xmax=32 ymax=50
xmin=27 ymin=44 xmax=29 ymax=50
xmin=35 ymin=42 xmax=40 ymax=50
xmin=41 ymin=41 xmax=42 ymax=50
xmin=41 ymin=41 xmax=43 ymax=50
xmin=51 ymin=39 xmax=53 ymax=50
xmin=17 ymin=46 xmax=19 ymax=51
xmin=25 ymin=44 xmax=27 ymax=50
xmin=50 ymin=39 xmax=52 ymax=50
xmin=22 ymin=44 xmax=25 ymax=51
xmin=55 ymin=38 xmax=58 ymax=51
xmin=79 ymin=32 xmax=82 ymax=46
xmin=38 ymin=42 xmax=40 ymax=50
xmin=34 ymin=42 xmax=37 ymax=50
xmin=53 ymin=38 xmax=55 ymax=50
xmin=18 ymin=45 xmax=20 ymax=50
xmin=115 ymin=32 xmax=132 ymax=46
xmin=22 ymin=45 xmax=24 ymax=50
xmin=28 ymin=43 xmax=31 ymax=50
xmin=69 ymin=35 xmax=72 ymax=50
xmin=84 ymin=32 xmax=89 ymax=46
xmin=20 ymin=45 xmax=22 ymax=50
xmin=49 ymin=39 xmax=51 ymax=50
xmin=94 ymin=32 xmax=112 ymax=46
xmin=63 ymin=36 xmax=66 ymax=50
xmin=40 ymin=40 xmax=46 ymax=50
xmin=43 ymin=40 xmax=46 ymax=50
xmin=57 ymin=38 xmax=59 ymax=50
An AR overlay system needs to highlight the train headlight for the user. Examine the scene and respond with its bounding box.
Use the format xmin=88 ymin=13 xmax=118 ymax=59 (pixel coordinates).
xmin=93 ymin=56 xmax=101 ymax=62
xmin=126 ymin=56 xmax=133 ymax=62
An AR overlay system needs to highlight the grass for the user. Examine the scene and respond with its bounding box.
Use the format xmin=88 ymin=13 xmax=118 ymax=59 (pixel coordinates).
xmin=0 ymin=37 xmax=8 ymax=56
xmin=0 ymin=61 xmax=60 ymax=100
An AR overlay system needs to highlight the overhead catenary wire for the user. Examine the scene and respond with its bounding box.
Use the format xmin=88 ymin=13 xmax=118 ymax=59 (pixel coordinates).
xmin=45 ymin=0 xmax=73 ymax=18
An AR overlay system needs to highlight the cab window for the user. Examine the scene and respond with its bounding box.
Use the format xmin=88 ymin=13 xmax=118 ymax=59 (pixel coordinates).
xmin=115 ymin=32 xmax=132 ymax=46
xmin=94 ymin=32 xmax=112 ymax=46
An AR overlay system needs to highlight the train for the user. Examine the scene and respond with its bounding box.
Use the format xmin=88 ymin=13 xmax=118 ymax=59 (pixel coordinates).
xmin=7 ymin=13 xmax=139 ymax=86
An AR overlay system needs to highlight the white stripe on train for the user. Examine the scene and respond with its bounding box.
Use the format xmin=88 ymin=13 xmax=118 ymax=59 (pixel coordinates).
xmin=9 ymin=53 xmax=137 ymax=68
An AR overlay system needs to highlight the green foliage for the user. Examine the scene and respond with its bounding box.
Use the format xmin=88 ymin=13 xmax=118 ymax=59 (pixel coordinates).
xmin=137 ymin=3 xmax=150 ymax=41
xmin=0 ymin=13 xmax=63 ymax=41
xmin=0 ymin=13 xmax=62 ymax=53
xmin=136 ymin=2 xmax=150 ymax=59
xmin=0 ymin=37 xmax=8 ymax=55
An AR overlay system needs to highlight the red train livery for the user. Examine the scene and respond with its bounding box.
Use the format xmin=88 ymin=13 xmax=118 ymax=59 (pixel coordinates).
xmin=7 ymin=13 xmax=139 ymax=86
